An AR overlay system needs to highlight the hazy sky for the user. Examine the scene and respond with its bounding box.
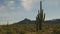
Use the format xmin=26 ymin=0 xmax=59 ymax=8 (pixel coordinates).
xmin=0 ymin=0 xmax=60 ymax=25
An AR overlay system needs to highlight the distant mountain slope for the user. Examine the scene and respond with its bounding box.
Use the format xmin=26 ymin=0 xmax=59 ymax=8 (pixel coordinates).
xmin=14 ymin=19 xmax=60 ymax=25
xmin=45 ymin=19 xmax=60 ymax=24
xmin=15 ymin=18 xmax=36 ymax=24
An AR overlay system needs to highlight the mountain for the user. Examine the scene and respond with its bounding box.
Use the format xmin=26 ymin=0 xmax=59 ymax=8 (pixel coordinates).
xmin=15 ymin=18 xmax=36 ymax=24
xmin=14 ymin=19 xmax=60 ymax=25
xmin=45 ymin=19 xmax=60 ymax=24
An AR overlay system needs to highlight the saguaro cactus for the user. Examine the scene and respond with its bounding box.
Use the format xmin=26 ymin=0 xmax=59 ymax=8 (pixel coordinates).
xmin=36 ymin=1 xmax=45 ymax=31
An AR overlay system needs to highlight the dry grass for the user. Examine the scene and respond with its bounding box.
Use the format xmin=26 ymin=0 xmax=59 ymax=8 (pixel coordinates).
xmin=0 ymin=24 xmax=60 ymax=34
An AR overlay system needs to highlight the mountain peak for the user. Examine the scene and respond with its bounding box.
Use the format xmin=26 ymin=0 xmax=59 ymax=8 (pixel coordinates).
xmin=23 ymin=18 xmax=31 ymax=21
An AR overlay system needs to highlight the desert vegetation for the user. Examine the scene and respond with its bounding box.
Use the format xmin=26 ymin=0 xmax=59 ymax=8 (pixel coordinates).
xmin=0 ymin=24 xmax=60 ymax=34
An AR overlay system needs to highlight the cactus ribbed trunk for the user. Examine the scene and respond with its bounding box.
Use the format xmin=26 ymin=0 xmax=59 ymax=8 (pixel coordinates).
xmin=36 ymin=1 xmax=45 ymax=31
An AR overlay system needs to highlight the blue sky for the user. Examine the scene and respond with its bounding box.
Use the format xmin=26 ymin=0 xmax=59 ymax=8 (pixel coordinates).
xmin=0 ymin=0 xmax=60 ymax=25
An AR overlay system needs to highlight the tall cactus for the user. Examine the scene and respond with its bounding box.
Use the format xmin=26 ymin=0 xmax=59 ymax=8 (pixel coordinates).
xmin=43 ymin=13 xmax=45 ymax=22
xmin=36 ymin=1 xmax=45 ymax=31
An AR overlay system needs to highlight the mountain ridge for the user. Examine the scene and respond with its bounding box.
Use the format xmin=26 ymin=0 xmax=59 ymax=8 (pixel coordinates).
xmin=14 ymin=18 xmax=60 ymax=25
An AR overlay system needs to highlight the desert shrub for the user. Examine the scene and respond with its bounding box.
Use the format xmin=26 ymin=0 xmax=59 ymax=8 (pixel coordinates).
xmin=16 ymin=31 xmax=25 ymax=34
xmin=53 ymin=30 xmax=60 ymax=34
xmin=3 ymin=32 xmax=12 ymax=34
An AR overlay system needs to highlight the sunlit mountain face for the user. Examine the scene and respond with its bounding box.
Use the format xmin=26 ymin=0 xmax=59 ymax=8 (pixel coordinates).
xmin=0 ymin=0 xmax=60 ymax=25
